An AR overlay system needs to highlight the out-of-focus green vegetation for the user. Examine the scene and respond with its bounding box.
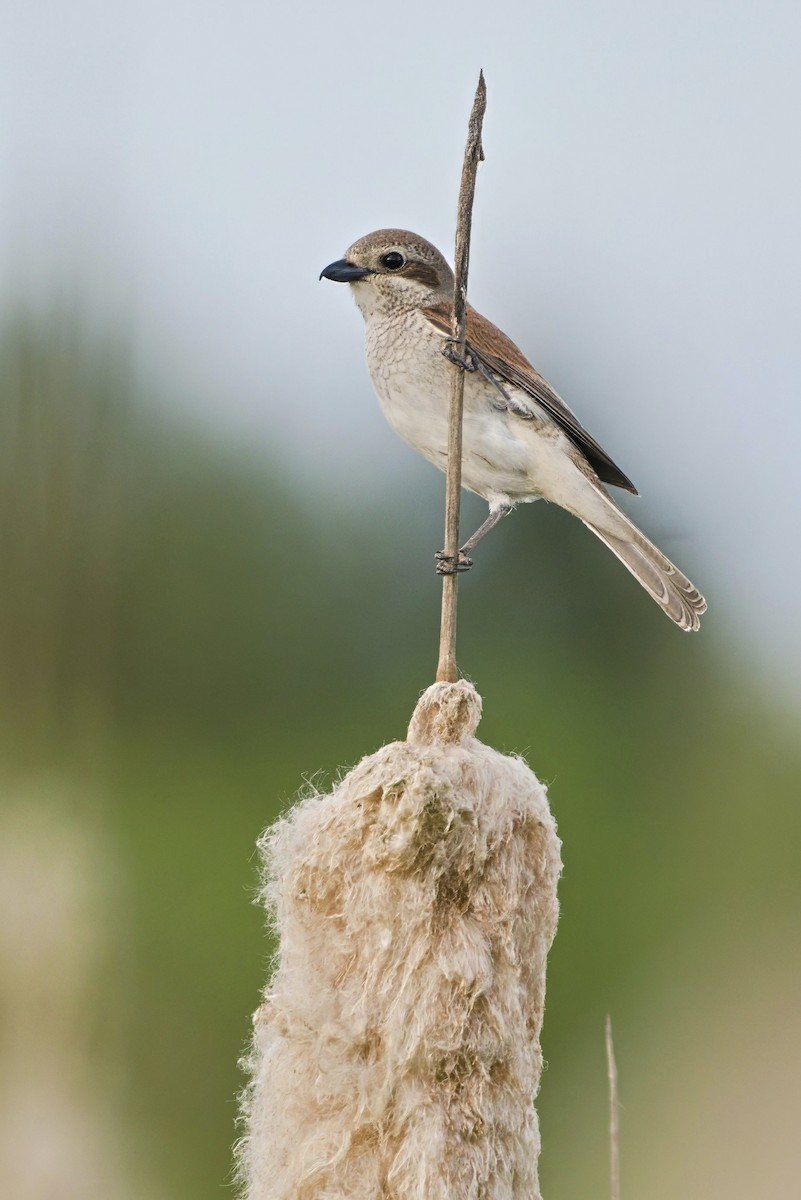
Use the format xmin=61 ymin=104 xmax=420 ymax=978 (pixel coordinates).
xmin=1 ymin=305 xmax=799 ymax=1199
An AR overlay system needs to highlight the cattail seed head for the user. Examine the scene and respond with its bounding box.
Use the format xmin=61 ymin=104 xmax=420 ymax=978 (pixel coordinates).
xmin=238 ymin=681 xmax=561 ymax=1200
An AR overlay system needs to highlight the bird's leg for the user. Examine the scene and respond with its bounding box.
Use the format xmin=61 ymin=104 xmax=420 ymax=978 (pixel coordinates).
xmin=460 ymin=502 xmax=513 ymax=553
xmin=435 ymin=503 xmax=513 ymax=574
xmin=441 ymin=340 xmax=476 ymax=372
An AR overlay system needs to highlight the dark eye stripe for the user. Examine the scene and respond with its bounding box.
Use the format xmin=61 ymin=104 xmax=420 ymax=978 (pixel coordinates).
xmin=401 ymin=262 xmax=441 ymax=289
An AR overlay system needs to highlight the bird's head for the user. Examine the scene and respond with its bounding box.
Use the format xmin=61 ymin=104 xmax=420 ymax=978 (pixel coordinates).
xmin=320 ymin=229 xmax=453 ymax=317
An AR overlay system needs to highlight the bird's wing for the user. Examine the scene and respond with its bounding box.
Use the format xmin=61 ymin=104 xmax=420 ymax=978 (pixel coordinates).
xmin=422 ymin=302 xmax=638 ymax=495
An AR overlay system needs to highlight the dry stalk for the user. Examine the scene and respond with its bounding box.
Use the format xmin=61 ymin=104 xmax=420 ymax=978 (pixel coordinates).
xmin=605 ymin=1015 xmax=621 ymax=1200
xmin=436 ymin=70 xmax=487 ymax=684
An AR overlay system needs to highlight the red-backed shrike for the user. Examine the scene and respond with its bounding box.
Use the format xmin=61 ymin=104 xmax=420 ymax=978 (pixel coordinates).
xmin=321 ymin=229 xmax=706 ymax=631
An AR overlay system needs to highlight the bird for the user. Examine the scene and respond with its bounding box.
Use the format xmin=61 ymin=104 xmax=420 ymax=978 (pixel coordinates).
xmin=320 ymin=229 xmax=706 ymax=631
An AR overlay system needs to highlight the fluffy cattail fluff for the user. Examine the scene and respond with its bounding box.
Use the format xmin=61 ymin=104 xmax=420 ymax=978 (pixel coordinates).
xmin=238 ymin=680 xmax=562 ymax=1200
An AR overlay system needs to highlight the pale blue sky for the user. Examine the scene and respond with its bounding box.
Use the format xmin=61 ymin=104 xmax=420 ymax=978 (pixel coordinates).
xmin=3 ymin=0 xmax=800 ymax=694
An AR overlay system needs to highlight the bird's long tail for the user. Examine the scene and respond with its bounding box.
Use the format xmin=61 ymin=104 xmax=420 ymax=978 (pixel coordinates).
xmin=581 ymin=506 xmax=707 ymax=632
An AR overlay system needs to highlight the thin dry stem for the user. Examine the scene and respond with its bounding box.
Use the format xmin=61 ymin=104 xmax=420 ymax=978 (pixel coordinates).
xmin=605 ymin=1014 xmax=621 ymax=1200
xmin=436 ymin=70 xmax=487 ymax=684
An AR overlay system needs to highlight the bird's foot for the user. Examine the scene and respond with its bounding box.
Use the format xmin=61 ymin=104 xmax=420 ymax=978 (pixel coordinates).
xmin=435 ymin=549 xmax=474 ymax=575
xmin=441 ymin=341 xmax=475 ymax=372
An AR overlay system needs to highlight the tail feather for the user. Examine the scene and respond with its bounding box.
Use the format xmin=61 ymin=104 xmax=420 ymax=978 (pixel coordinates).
xmin=582 ymin=518 xmax=707 ymax=632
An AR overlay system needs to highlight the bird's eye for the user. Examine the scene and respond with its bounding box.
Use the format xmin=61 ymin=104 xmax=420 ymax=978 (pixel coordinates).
xmin=380 ymin=251 xmax=405 ymax=271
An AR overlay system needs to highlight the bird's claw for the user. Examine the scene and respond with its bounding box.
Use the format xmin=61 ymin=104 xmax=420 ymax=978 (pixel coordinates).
xmin=441 ymin=341 xmax=475 ymax=372
xmin=435 ymin=549 xmax=474 ymax=575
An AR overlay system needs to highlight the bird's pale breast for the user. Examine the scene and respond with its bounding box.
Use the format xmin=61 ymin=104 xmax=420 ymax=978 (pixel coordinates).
xmin=362 ymin=308 xmax=582 ymax=505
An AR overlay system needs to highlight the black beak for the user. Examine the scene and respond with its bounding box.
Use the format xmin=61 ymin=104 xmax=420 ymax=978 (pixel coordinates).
xmin=319 ymin=259 xmax=373 ymax=283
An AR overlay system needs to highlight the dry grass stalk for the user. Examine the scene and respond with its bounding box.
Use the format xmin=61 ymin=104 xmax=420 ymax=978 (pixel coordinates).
xmin=238 ymin=680 xmax=562 ymax=1199
xmin=606 ymin=1015 xmax=621 ymax=1200
xmin=437 ymin=70 xmax=486 ymax=684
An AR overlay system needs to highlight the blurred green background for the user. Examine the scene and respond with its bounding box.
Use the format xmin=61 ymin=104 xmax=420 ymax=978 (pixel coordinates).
xmin=1 ymin=303 xmax=799 ymax=1199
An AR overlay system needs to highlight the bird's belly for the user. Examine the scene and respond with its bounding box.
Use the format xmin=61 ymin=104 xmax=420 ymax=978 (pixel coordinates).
xmin=374 ymin=368 xmax=565 ymax=502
